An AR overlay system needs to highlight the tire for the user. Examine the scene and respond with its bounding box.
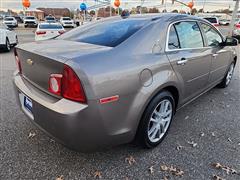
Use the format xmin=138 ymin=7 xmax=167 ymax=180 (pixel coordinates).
xmin=4 ymin=38 xmax=11 ymax=52
xmin=13 ymin=36 xmax=18 ymax=47
xmin=217 ymin=62 xmax=235 ymax=88
xmin=136 ymin=91 xmax=175 ymax=149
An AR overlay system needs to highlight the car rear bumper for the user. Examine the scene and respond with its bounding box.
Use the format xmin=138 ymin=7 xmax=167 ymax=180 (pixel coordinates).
xmin=13 ymin=72 xmax=132 ymax=151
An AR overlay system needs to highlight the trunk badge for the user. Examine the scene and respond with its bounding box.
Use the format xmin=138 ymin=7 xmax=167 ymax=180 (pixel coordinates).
xmin=27 ymin=59 xmax=34 ymax=66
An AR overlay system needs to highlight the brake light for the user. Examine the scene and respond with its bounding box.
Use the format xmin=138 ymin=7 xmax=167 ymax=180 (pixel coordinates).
xmin=48 ymin=74 xmax=62 ymax=96
xmin=62 ymin=65 xmax=86 ymax=103
xmin=236 ymin=24 xmax=240 ymax=28
xmin=14 ymin=48 xmax=22 ymax=74
xmin=36 ymin=31 xmax=46 ymax=35
xmin=58 ymin=30 xmax=65 ymax=35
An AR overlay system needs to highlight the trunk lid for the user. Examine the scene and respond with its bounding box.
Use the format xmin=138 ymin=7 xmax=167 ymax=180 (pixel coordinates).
xmin=16 ymin=40 xmax=111 ymax=94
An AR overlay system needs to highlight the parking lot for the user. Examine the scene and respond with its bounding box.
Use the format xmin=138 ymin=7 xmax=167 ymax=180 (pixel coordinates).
xmin=0 ymin=27 xmax=240 ymax=180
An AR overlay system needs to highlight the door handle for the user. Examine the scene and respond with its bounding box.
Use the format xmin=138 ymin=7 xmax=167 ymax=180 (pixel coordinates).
xmin=212 ymin=54 xmax=219 ymax=58
xmin=177 ymin=58 xmax=188 ymax=65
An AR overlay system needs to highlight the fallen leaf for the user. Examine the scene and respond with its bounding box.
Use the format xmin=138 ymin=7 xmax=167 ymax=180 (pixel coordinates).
xmin=212 ymin=163 xmax=238 ymax=175
xmin=213 ymin=175 xmax=225 ymax=180
xmin=93 ymin=171 xmax=102 ymax=179
xmin=185 ymin=116 xmax=189 ymax=120
xmin=212 ymin=163 xmax=222 ymax=169
xmin=227 ymin=138 xmax=232 ymax=142
xmin=187 ymin=141 xmax=197 ymax=147
xmin=176 ymin=145 xmax=183 ymax=151
xmin=174 ymin=170 xmax=184 ymax=177
xmin=211 ymin=132 xmax=216 ymax=137
xmin=149 ymin=166 xmax=154 ymax=174
xmin=28 ymin=132 xmax=36 ymax=138
xmin=200 ymin=132 xmax=205 ymax=137
xmin=160 ymin=165 xmax=169 ymax=171
xmin=56 ymin=175 xmax=64 ymax=180
xmin=125 ymin=156 xmax=136 ymax=165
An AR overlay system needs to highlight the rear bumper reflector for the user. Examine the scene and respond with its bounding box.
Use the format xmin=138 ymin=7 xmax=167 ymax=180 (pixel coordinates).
xmin=99 ymin=95 xmax=119 ymax=104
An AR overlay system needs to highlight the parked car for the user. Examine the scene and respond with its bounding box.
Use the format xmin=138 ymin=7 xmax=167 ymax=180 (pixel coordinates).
xmin=45 ymin=16 xmax=56 ymax=23
xmin=60 ymin=17 xmax=74 ymax=28
xmin=0 ymin=23 xmax=18 ymax=51
xmin=13 ymin=14 xmax=237 ymax=151
xmin=24 ymin=16 xmax=38 ymax=28
xmin=3 ymin=16 xmax=18 ymax=28
xmin=35 ymin=23 xmax=65 ymax=41
xmin=219 ymin=19 xmax=230 ymax=26
xmin=203 ymin=17 xmax=220 ymax=27
xmin=14 ymin=16 xmax=24 ymax=23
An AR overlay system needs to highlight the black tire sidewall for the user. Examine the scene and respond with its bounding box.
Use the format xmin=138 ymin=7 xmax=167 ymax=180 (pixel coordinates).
xmin=138 ymin=91 xmax=175 ymax=148
xmin=5 ymin=38 xmax=10 ymax=51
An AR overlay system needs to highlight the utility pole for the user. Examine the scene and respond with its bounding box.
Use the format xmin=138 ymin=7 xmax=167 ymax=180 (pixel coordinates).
xmin=229 ymin=0 xmax=239 ymax=36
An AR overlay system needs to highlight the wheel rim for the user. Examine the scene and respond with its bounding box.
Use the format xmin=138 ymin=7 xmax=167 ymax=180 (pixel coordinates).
xmin=226 ymin=64 xmax=234 ymax=85
xmin=147 ymin=99 xmax=173 ymax=143
xmin=6 ymin=40 xmax=10 ymax=50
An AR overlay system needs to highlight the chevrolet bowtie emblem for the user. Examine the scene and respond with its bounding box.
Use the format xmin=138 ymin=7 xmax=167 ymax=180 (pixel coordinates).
xmin=27 ymin=59 xmax=33 ymax=66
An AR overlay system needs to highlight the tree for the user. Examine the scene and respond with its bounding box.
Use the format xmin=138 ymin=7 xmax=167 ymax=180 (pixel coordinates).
xmin=149 ymin=7 xmax=159 ymax=13
xmin=172 ymin=9 xmax=178 ymax=13
xmin=198 ymin=8 xmax=204 ymax=13
xmin=89 ymin=10 xmax=95 ymax=16
xmin=191 ymin=8 xmax=197 ymax=15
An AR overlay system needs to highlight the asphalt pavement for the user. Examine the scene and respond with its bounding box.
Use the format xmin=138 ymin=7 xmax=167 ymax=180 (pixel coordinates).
xmin=0 ymin=28 xmax=239 ymax=180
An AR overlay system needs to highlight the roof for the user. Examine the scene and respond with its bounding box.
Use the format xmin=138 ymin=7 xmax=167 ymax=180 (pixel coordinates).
xmin=25 ymin=9 xmax=44 ymax=13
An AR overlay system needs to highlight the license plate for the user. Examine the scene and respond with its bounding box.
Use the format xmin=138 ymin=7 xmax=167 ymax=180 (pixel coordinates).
xmin=24 ymin=96 xmax=33 ymax=113
xmin=19 ymin=93 xmax=34 ymax=119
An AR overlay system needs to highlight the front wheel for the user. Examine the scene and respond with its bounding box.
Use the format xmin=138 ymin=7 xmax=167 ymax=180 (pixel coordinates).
xmin=136 ymin=91 xmax=175 ymax=148
xmin=218 ymin=62 xmax=235 ymax=88
xmin=4 ymin=38 xmax=11 ymax=52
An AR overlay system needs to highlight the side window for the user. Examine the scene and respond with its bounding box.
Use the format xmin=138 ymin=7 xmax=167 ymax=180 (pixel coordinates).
xmin=200 ymin=23 xmax=223 ymax=47
xmin=168 ymin=26 xmax=180 ymax=50
xmin=174 ymin=21 xmax=204 ymax=49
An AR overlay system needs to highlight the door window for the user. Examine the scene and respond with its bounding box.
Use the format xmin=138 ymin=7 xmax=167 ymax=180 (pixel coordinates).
xmin=174 ymin=21 xmax=204 ymax=49
xmin=168 ymin=26 xmax=180 ymax=50
xmin=200 ymin=23 xmax=223 ymax=47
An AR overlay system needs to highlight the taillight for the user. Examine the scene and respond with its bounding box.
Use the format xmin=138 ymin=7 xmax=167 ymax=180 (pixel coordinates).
xmin=62 ymin=65 xmax=86 ymax=103
xmin=236 ymin=24 xmax=240 ymax=28
xmin=214 ymin=23 xmax=219 ymax=27
xmin=36 ymin=31 xmax=46 ymax=35
xmin=48 ymin=74 xmax=62 ymax=96
xmin=14 ymin=48 xmax=22 ymax=74
xmin=58 ymin=30 xmax=65 ymax=35
xmin=48 ymin=65 xmax=87 ymax=103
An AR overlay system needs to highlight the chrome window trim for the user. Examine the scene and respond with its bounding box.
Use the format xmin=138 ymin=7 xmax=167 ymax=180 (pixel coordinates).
xmin=165 ymin=19 xmax=224 ymax=52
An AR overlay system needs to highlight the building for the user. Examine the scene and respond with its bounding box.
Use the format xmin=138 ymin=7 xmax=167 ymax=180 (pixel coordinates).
xmin=25 ymin=9 xmax=44 ymax=20
xmin=37 ymin=8 xmax=70 ymax=19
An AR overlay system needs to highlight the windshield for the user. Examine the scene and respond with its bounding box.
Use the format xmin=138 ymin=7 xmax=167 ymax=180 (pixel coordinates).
xmin=4 ymin=17 xmax=14 ymax=21
xmin=39 ymin=24 xmax=63 ymax=29
xmin=25 ymin=17 xmax=35 ymax=20
xmin=63 ymin=17 xmax=71 ymax=20
xmin=204 ymin=18 xmax=217 ymax=24
xmin=59 ymin=19 xmax=148 ymax=47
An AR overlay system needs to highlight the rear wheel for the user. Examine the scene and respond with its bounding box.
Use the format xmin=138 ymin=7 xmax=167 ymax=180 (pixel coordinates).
xmin=218 ymin=62 xmax=235 ymax=88
xmin=136 ymin=91 xmax=175 ymax=148
xmin=4 ymin=38 xmax=11 ymax=52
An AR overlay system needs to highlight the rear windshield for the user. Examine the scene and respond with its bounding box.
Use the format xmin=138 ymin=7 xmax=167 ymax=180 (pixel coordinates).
xmin=59 ymin=19 xmax=148 ymax=47
xmin=25 ymin=17 xmax=35 ymax=20
xmin=204 ymin=18 xmax=217 ymax=24
xmin=63 ymin=17 xmax=71 ymax=20
xmin=4 ymin=17 xmax=14 ymax=21
xmin=46 ymin=17 xmax=55 ymax=20
xmin=39 ymin=24 xmax=63 ymax=29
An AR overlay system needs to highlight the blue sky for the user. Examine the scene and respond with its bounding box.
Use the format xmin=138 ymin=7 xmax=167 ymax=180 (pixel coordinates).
xmin=0 ymin=0 xmax=237 ymax=11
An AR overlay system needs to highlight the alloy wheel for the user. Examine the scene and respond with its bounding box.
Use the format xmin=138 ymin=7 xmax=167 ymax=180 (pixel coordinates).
xmin=226 ymin=64 xmax=234 ymax=86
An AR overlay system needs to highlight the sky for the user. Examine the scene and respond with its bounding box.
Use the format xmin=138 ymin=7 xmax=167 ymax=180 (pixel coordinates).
xmin=0 ymin=0 xmax=237 ymax=12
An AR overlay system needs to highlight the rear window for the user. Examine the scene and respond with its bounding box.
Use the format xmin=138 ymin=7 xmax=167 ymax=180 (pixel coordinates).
xmin=59 ymin=19 xmax=148 ymax=47
xmin=46 ymin=17 xmax=55 ymax=20
xmin=63 ymin=17 xmax=71 ymax=20
xmin=25 ymin=17 xmax=35 ymax=20
xmin=4 ymin=17 xmax=14 ymax=21
xmin=204 ymin=18 xmax=217 ymax=24
xmin=39 ymin=24 xmax=63 ymax=29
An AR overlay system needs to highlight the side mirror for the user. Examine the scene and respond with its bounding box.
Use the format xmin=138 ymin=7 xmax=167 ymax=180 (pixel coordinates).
xmin=224 ymin=37 xmax=238 ymax=46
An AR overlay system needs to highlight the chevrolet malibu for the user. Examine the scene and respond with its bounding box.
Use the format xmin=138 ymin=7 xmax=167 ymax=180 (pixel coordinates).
xmin=13 ymin=14 xmax=237 ymax=151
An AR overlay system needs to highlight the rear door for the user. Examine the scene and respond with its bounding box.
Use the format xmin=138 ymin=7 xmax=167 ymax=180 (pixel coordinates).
xmin=199 ymin=22 xmax=231 ymax=84
xmin=165 ymin=21 xmax=212 ymax=103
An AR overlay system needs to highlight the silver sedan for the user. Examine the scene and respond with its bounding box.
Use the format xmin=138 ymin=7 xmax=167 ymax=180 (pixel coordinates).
xmin=13 ymin=14 xmax=237 ymax=151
